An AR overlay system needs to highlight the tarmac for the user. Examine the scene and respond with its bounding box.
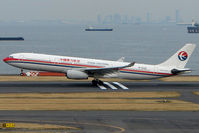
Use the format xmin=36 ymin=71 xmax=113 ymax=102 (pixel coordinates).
xmin=0 ymin=81 xmax=199 ymax=132
xmin=0 ymin=111 xmax=199 ymax=133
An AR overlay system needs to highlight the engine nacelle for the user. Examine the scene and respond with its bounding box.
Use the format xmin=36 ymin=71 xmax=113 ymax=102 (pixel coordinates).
xmin=66 ymin=70 xmax=88 ymax=79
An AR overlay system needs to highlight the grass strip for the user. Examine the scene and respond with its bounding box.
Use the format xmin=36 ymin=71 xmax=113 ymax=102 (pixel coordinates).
xmin=0 ymin=92 xmax=197 ymax=111
xmin=192 ymin=92 xmax=199 ymax=96
xmin=0 ymin=100 xmax=198 ymax=111
xmin=0 ymin=92 xmax=180 ymax=98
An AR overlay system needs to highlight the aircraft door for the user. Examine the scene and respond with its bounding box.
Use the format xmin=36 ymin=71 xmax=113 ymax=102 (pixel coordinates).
xmin=153 ymin=66 xmax=158 ymax=74
xmin=19 ymin=55 xmax=24 ymax=60
xmin=52 ymin=57 xmax=59 ymax=64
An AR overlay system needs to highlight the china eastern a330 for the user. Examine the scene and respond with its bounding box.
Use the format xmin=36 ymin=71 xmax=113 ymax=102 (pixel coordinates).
xmin=3 ymin=43 xmax=196 ymax=85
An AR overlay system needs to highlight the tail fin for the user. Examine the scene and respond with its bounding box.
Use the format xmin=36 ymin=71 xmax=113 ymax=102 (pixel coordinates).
xmin=158 ymin=43 xmax=196 ymax=68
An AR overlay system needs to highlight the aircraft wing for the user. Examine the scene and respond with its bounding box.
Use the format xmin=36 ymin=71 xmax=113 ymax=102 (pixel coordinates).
xmin=83 ymin=62 xmax=135 ymax=76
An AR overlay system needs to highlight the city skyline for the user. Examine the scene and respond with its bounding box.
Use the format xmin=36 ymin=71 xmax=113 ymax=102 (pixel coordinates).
xmin=0 ymin=0 xmax=198 ymax=23
xmin=97 ymin=10 xmax=183 ymax=24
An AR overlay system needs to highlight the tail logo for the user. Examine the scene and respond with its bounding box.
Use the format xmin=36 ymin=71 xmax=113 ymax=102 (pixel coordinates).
xmin=178 ymin=51 xmax=188 ymax=61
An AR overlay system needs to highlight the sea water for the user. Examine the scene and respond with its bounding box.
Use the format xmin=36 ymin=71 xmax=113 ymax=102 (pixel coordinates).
xmin=0 ymin=24 xmax=198 ymax=75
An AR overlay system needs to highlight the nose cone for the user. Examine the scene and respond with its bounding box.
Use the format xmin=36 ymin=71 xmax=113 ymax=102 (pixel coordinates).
xmin=3 ymin=57 xmax=11 ymax=63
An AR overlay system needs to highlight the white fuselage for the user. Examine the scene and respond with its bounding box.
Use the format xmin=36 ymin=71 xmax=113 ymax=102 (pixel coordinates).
xmin=3 ymin=53 xmax=173 ymax=80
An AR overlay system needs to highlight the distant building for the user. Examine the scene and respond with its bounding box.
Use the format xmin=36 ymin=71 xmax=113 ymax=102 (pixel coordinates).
xmin=97 ymin=15 xmax=102 ymax=24
xmin=129 ymin=16 xmax=135 ymax=24
xmin=176 ymin=9 xmax=180 ymax=23
xmin=122 ymin=15 xmax=128 ymax=24
xmin=113 ymin=14 xmax=121 ymax=24
xmin=135 ymin=17 xmax=142 ymax=24
xmin=146 ymin=12 xmax=151 ymax=23
xmin=175 ymin=9 xmax=184 ymax=24
xmin=165 ymin=16 xmax=171 ymax=23
xmin=103 ymin=15 xmax=113 ymax=24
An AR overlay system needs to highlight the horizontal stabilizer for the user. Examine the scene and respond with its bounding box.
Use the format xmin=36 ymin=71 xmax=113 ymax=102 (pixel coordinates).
xmin=171 ymin=68 xmax=191 ymax=75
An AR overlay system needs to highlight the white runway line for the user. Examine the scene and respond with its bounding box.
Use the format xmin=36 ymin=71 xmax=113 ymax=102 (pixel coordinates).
xmin=97 ymin=84 xmax=107 ymax=90
xmin=103 ymin=82 xmax=118 ymax=90
xmin=112 ymin=82 xmax=129 ymax=90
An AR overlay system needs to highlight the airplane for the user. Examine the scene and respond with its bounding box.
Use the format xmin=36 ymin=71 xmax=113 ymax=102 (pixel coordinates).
xmin=3 ymin=43 xmax=196 ymax=85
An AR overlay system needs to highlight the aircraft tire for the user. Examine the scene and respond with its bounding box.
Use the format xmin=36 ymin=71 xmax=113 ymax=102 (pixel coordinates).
xmin=20 ymin=73 xmax=24 ymax=76
xmin=98 ymin=80 xmax=104 ymax=85
xmin=92 ymin=80 xmax=98 ymax=86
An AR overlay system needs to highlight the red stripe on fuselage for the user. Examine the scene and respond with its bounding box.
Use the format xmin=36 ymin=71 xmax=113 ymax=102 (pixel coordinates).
xmin=3 ymin=57 xmax=173 ymax=76
xmin=121 ymin=68 xmax=172 ymax=76
xmin=3 ymin=57 xmax=102 ymax=68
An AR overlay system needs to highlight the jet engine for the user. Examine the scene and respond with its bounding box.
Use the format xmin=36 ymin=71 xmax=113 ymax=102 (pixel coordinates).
xmin=66 ymin=70 xmax=88 ymax=79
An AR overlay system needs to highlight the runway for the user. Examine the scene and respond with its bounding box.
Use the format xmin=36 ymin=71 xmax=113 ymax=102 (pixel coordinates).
xmin=0 ymin=81 xmax=199 ymax=133
xmin=0 ymin=81 xmax=199 ymax=103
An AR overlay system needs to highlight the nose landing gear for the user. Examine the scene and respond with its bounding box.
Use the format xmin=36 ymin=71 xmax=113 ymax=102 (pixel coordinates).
xmin=20 ymin=69 xmax=24 ymax=76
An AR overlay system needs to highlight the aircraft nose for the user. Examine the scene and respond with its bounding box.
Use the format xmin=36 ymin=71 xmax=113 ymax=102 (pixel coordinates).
xmin=3 ymin=57 xmax=11 ymax=63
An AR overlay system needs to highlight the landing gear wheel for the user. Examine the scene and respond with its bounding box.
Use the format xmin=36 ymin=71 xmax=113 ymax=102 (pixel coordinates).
xmin=20 ymin=73 xmax=24 ymax=76
xmin=92 ymin=79 xmax=104 ymax=86
xmin=92 ymin=80 xmax=98 ymax=86
xmin=20 ymin=69 xmax=24 ymax=76
xmin=98 ymin=80 xmax=104 ymax=85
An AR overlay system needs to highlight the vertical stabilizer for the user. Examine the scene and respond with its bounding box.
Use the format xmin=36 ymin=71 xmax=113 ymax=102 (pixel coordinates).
xmin=158 ymin=44 xmax=196 ymax=68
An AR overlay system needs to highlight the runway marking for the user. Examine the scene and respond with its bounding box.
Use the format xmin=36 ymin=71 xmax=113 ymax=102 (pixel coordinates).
xmin=97 ymin=84 xmax=107 ymax=90
xmin=112 ymin=82 xmax=129 ymax=90
xmin=97 ymin=82 xmax=128 ymax=90
xmin=104 ymin=82 xmax=118 ymax=90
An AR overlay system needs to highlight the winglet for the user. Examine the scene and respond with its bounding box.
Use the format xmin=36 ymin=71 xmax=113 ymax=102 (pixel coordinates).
xmin=125 ymin=62 xmax=135 ymax=68
xmin=117 ymin=57 xmax=125 ymax=62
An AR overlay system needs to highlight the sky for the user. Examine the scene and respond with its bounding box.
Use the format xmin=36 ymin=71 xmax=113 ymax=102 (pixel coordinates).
xmin=0 ymin=0 xmax=198 ymax=22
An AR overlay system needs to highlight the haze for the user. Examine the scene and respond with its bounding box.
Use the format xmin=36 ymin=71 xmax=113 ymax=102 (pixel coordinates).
xmin=0 ymin=0 xmax=198 ymax=22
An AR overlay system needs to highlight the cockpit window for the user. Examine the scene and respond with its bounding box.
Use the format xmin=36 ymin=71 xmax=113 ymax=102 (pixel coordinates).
xmin=9 ymin=56 xmax=13 ymax=58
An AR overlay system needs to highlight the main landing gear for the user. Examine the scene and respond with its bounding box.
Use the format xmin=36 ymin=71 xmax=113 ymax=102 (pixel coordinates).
xmin=92 ymin=79 xmax=104 ymax=86
xmin=20 ymin=69 xmax=24 ymax=76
